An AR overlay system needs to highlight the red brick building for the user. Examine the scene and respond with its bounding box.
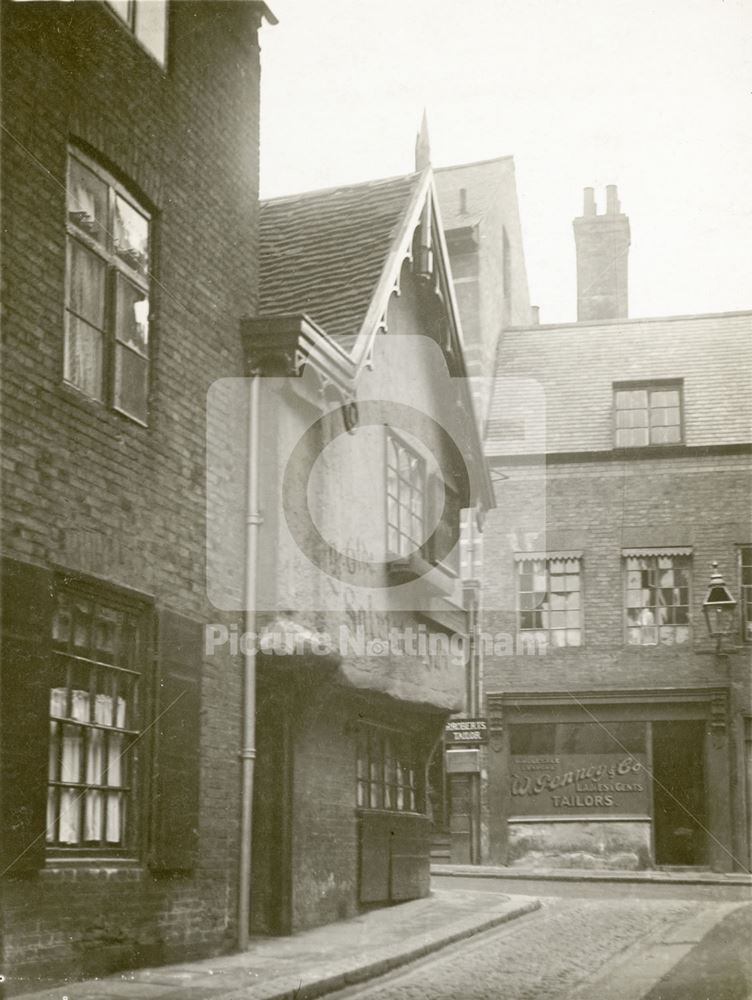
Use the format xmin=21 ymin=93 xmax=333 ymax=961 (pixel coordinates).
xmin=477 ymin=190 xmax=752 ymax=872
xmin=1 ymin=1 xmax=273 ymax=991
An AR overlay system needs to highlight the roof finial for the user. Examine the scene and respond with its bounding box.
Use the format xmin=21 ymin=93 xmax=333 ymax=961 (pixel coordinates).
xmin=415 ymin=109 xmax=431 ymax=171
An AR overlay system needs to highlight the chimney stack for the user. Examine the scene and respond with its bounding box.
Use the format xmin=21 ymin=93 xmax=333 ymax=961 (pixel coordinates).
xmin=573 ymin=185 xmax=630 ymax=321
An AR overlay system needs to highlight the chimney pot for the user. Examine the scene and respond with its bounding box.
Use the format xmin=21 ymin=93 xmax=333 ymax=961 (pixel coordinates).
xmin=573 ymin=183 xmax=630 ymax=321
xmin=459 ymin=187 xmax=467 ymax=214
xmin=530 ymin=305 xmax=540 ymax=325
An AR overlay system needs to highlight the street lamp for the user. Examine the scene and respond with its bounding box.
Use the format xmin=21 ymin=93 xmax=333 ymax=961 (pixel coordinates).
xmin=702 ymin=562 xmax=737 ymax=652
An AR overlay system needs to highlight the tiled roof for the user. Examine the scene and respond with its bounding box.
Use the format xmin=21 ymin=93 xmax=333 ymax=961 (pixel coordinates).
xmin=434 ymin=156 xmax=514 ymax=231
xmin=259 ymin=172 xmax=422 ymax=346
xmin=486 ymin=312 xmax=752 ymax=455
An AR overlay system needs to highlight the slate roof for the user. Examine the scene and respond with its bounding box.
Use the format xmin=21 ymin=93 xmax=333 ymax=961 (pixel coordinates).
xmin=486 ymin=311 xmax=752 ymax=456
xmin=259 ymin=172 xmax=422 ymax=346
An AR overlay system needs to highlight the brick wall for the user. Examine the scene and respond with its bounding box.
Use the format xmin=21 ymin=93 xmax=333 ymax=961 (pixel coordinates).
xmin=2 ymin=1 xmax=262 ymax=989
xmin=481 ymin=452 xmax=752 ymax=694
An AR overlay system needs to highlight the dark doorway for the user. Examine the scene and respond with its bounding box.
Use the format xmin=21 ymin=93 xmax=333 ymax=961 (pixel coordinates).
xmin=251 ymin=683 xmax=293 ymax=934
xmin=652 ymin=720 xmax=706 ymax=866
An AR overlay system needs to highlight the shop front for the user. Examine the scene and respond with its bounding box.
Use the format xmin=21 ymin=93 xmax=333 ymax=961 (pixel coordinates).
xmin=486 ymin=690 xmax=736 ymax=871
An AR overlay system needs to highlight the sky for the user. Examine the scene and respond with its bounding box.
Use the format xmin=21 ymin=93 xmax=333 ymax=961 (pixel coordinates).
xmin=258 ymin=0 xmax=751 ymax=325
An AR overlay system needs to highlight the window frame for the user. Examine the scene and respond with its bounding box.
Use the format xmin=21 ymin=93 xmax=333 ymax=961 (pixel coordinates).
xmin=510 ymin=720 xmax=647 ymax=757
xmin=426 ymin=471 xmax=461 ymax=574
xmin=739 ymin=545 xmax=752 ymax=643
xmin=516 ymin=553 xmax=584 ymax=649
xmin=102 ymin=0 xmax=169 ymax=69
xmin=623 ymin=553 xmax=692 ymax=647
xmin=64 ymin=146 xmax=152 ymax=426
xmin=385 ymin=429 xmax=427 ymax=560
xmin=356 ymin=722 xmax=423 ymax=815
xmin=46 ymin=577 xmax=151 ymax=860
xmin=612 ymin=379 xmax=684 ymax=449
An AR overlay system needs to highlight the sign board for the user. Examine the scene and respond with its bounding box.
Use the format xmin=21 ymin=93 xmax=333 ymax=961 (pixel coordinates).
xmin=445 ymin=718 xmax=488 ymax=745
xmin=446 ymin=748 xmax=481 ymax=774
xmin=509 ymin=753 xmax=650 ymax=817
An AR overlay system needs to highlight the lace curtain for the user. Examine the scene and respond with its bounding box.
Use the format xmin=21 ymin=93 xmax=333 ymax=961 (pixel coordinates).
xmin=48 ymin=687 xmax=126 ymax=845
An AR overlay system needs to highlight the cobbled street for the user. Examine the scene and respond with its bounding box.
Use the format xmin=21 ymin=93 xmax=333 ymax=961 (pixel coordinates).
xmin=330 ymin=895 xmax=730 ymax=1000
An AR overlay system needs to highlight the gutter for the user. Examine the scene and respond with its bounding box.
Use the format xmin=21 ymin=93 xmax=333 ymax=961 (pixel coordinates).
xmin=237 ymin=0 xmax=276 ymax=947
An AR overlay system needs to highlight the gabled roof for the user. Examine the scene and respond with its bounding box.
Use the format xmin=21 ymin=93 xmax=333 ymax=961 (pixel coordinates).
xmin=255 ymin=165 xmax=495 ymax=509
xmin=259 ymin=172 xmax=422 ymax=349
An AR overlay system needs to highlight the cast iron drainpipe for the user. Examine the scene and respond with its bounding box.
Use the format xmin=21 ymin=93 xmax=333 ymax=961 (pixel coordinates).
xmin=238 ymin=374 xmax=261 ymax=950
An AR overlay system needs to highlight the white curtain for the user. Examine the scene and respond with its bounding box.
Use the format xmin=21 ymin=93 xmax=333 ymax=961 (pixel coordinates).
xmin=48 ymin=687 xmax=126 ymax=845
xmin=55 ymin=689 xmax=88 ymax=844
xmin=105 ymin=696 xmax=126 ymax=843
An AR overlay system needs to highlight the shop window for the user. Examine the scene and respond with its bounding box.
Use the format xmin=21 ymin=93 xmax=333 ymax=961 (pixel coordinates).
xmin=104 ymin=0 xmax=168 ymax=66
xmin=47 ymin=585 xmax=147 ymax=855
xmin=386 ymin=432 xmax=426 ymax=558
xmin=557 ymin=721 xmax=646 ymax=755
xmin=614 ymin=382 xmax=682 ymax=447
xmin=740 ymin=546 xmax=752 ymax=643
xmin=510 ymin=721 xmax=646 ymax=756
xmin=356 ymin=725 xmax=421 ymax=813
xmin=65 ymin=148 xmax=151 ymax=424
xmin=517 ymin=554 xmax=582 ymax=648
xmin=625 ymin=554 xmax=690 ymax=645
xmin=509 ymin=724 xmax=556 ymax=756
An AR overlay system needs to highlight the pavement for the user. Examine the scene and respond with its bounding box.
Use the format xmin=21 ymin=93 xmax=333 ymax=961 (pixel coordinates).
xmin=563 ymin=901 xmax=750 ymax=1000
xmin=642 ymin=902 xmax=752 ymax=1000
xmin=431 ymin=863 xmax=752 ymax=885
xmin=296 ymin=896 xmax=751 ymax=1000
xmin=12 ymin=889 xmax=540 ymax=1000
